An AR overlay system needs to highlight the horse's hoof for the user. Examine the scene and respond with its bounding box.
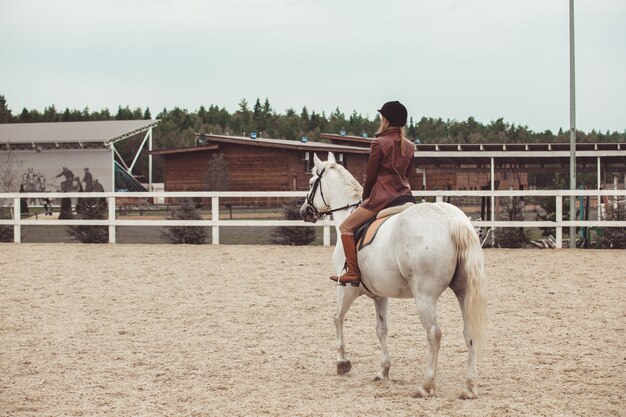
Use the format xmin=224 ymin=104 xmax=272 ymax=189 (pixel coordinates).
xmin=337 ymin=360 xmax=352 ymax=375
xmin=373 ymin=368 xmax=389 ymax=381
xmin=460 ymin=389 xmax=477 ymax=400
xmin=412 ymin=386 xmax=434 ymax=398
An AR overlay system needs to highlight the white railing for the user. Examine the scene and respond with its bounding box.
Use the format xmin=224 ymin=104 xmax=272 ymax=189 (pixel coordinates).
xmin=1 ymin=190 xmax=625 ymax=247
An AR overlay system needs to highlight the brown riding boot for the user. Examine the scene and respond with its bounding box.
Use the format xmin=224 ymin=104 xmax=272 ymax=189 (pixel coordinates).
xmin=330 ymin=234 xmax=361 ymax=284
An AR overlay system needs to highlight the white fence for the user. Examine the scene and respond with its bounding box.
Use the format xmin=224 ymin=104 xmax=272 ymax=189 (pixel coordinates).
xmin=1 ymin=190 xmax=625 ymax=248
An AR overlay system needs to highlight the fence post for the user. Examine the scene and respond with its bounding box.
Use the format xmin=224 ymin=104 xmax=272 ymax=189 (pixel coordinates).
xmin=13 ymin=197 xmax=21 ymax=243
xmin=212 ymin=196 xmax=219 ymax=245
xmin=556 ymin=195 xmax=563 ymax=248
xmin=323 ymin=223 xmax=330 ymax=246
xmin=108 ymin=196 xmax=116 ymax=244
xmin=435 ymin=195 xmax=443 ymax=203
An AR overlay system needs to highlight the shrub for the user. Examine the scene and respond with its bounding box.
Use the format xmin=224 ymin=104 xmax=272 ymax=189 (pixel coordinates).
xmin=59 ymin=197 xmax=73 ymax=219
xmin=495 ymin=196 xmax=529 ymax=248
xmin=66 ymin=199 xmax=109 ymax=243
xmin=494 ymin=227 xmax=529 ymax=248
xmin=0 ymin=207 xmax=12 ymax=242
xmin=598 ymin=199 xmax=626 ymax=249
xmin=0 ymin=226 xmax=12 ymax=242
xmin=162 ymin=199 xmax=207 ymax=244
xmin=271 ymin=199 xmax=316 ymax=245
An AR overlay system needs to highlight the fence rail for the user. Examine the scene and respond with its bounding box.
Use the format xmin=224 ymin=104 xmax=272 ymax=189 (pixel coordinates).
xmin=1 ymin=190 xmax=625 ymax=247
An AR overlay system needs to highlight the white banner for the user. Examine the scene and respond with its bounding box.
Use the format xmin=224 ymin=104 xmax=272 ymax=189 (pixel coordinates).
xmin=0 ymin=149 xmax=113 ymax=196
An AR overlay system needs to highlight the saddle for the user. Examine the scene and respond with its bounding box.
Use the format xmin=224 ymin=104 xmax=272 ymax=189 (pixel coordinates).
xmin=354 ymin=195 xmax=416 ymax=251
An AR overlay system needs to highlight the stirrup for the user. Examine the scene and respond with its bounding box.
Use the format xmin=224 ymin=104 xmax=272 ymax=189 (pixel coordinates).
xmin=330 ymin=275 xmax=361 ymax=287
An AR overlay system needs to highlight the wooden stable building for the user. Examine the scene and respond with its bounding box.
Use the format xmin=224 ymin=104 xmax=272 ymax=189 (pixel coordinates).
xmin=153 ymin=133 xmax=421 ymax=206
xmin=153 ymin=132 xmax=625 ymax=210
xmin=322 ymin=133 xmax=626 ymax=191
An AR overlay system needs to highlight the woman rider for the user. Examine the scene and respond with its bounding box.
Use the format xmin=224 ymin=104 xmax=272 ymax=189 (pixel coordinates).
xmin=330 ymin=100 xmax=415 ymax=284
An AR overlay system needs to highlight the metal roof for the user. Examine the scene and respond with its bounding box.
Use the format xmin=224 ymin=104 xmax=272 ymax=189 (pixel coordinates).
xmin=190 ymin=133 xmax=371 ymax=154
xmin=0 ymin=120 xmax=159 ymax=145
xmin=320 ymin=133 xmax=374 ymax=147
xmin=414 ymin=142 xmax=626 ymax=166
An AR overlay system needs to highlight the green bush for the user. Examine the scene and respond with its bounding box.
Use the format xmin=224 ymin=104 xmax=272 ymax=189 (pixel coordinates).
xmin=162 ymin=199 xmax=207 ymax=244
xmin=495 ymin=196 xmax=529 ymax=248
xmin=598 ymin=200 xmax=626 ymax=249
xmin=271 ymin=199 xmax=316 ymax=245
xmin=0 ymin=207 xmax=13 ymax=242
xmin=66 ymin=199 xmax=109 ymax=243
xmin=0 ymin=226 xmax=12 ymax=242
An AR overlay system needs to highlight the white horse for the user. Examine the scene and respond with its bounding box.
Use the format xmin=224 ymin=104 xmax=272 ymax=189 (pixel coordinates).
xmin=300 ymin=152 xmax=488 ymax=399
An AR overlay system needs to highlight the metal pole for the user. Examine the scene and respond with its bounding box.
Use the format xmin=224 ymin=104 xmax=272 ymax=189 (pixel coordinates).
xmin=568 ymin=0 xmax=577 ymax=248
xmin=490 ymin=157 xmax=495 ymax=247
xmin=148 ymin=127 xmax=153 ymax=191
xmin=597 ymin=156 xmax=601 ymax=221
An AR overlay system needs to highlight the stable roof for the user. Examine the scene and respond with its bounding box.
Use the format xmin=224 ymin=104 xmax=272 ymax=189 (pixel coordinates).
xmin=170 ymin=133 xmax=372 ymax=154
xmin=320 ymin=133 xmax=374 ymax=147
xmin=414 ymin=142 xmax=626 ymax=166
xmin=0 ymin=120 xmax=159 ymax=145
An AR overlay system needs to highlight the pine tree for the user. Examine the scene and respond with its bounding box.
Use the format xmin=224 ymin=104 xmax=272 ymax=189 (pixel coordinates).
xmin=0 ymin=95 xmax=12 ymax=123
xmin=59 ymin=197 xmax=73 ymax=219
xmin=162 ymin=199 xmax=207 ymax=244
xmin=66 ymin=200 xmax=109 ymax=243
xmin=203 ymin=154 xmax=230 ymax=191
xmin=271 ymin=199 xmax=316 ymax=245
xmin=598 ymin=200 xmax=626 ymax=249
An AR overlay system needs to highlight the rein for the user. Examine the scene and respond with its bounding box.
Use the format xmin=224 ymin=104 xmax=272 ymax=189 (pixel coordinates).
xmin=305 ymin=167 xmax=361 ymax=218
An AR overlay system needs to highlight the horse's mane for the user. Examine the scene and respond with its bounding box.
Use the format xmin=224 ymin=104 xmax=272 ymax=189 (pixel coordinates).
xmin=322 ymin=162 xmax=363 ymax=201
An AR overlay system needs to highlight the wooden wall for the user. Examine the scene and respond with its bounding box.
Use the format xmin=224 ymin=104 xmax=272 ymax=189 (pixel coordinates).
xmin=160 ymin=145 xmax=475 ymax=207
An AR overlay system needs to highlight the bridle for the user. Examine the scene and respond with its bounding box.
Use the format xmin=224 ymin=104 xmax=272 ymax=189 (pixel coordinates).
xmin=304 ymin=167 xmax=360 ymax=219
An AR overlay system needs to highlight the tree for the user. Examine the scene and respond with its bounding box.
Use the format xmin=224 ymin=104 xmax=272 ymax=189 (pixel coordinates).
xmin=0 ymin=150 xmax=22 ymax=241
xmin=59 ymin=197 xmax=73 ymax=219
xmin=494 ymin=197 xmax=529 ymax=248
xmin=19 ymin=184 xmax=28 ymax=214
xmin=66 ymin=199 xmax=109 ymax=243
xmin=162 ymin=199 xmax=207 ymax=244
xmin=252 ymin=98 xmax=263 ymax=132
xmin=0 ymin=95 xmax=12 ymax=123
xmin=203 ymin=154 xmax=230 ymax=191
xmin=598 ymin=200 xmax=626 ymax=249
xmin=271 ymin=199 xmax=316 ymax=245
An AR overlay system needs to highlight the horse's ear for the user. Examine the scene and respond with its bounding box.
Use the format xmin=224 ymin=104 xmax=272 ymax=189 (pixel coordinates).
xmin=327 ymin=152 xmax=336 ymax=164
xmin=313 ymin=153 xmax=324 ymax=172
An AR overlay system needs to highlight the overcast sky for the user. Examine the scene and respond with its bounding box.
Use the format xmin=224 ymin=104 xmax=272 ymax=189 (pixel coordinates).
xmin=1 ymin=0 xmax=624 ymax=133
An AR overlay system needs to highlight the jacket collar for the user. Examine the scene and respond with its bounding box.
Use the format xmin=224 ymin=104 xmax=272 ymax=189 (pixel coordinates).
xmin=375 ymin=127 xmax=401 ymax=138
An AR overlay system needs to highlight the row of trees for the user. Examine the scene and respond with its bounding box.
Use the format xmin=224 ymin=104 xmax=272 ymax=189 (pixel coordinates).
xmin=2 ymin=94 xmax=625 ymax=182
xmin=3 ymin=94 xmax=625 ymax=146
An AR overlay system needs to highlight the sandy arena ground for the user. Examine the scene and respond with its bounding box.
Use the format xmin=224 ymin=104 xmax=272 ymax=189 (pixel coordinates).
xmin=0 ymin=244 xmax=624 ymax=416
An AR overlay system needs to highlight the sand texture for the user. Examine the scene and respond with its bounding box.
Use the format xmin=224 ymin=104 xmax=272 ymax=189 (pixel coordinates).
xmin=0 ymin=244 xmax=624 ymax=416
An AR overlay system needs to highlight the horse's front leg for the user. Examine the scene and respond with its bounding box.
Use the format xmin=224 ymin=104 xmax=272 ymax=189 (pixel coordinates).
xmin=373 ymin=296 xmax=391 ymax=381
xmin=334 ymin=285 xmax=360 ymax=374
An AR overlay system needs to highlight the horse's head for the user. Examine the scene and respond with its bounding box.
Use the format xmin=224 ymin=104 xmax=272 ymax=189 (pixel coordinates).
xmin=300 ymin=152 xmax=336 ymax=223
xmin=300 ymin=152 xmax=362 ymax=223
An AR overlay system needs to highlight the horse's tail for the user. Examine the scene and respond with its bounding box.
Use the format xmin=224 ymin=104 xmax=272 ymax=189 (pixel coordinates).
xmin=450 ymin=217 xmax=488 ymax=352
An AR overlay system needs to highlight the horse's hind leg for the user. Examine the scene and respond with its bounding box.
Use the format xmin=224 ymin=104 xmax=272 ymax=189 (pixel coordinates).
xmin=373 ymin=297 xmax=391 ymax=381
xmin=450 ymin=277 xmax=478 ymax=399
xmin=334 ymin=285 xmax=360 ymax=375
xmin=413 ymin=295 xmax=441 ymax=398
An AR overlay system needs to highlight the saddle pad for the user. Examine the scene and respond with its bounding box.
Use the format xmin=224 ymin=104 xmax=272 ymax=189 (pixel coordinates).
xmin=356 ymin=216 xmax=392 ymax=250
xmin=354 ymin=203 xmax=414 ymax=251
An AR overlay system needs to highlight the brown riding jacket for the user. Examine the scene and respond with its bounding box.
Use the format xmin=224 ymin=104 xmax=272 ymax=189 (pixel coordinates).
xmin=361 ymin=127 xmax=414 ymax=212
